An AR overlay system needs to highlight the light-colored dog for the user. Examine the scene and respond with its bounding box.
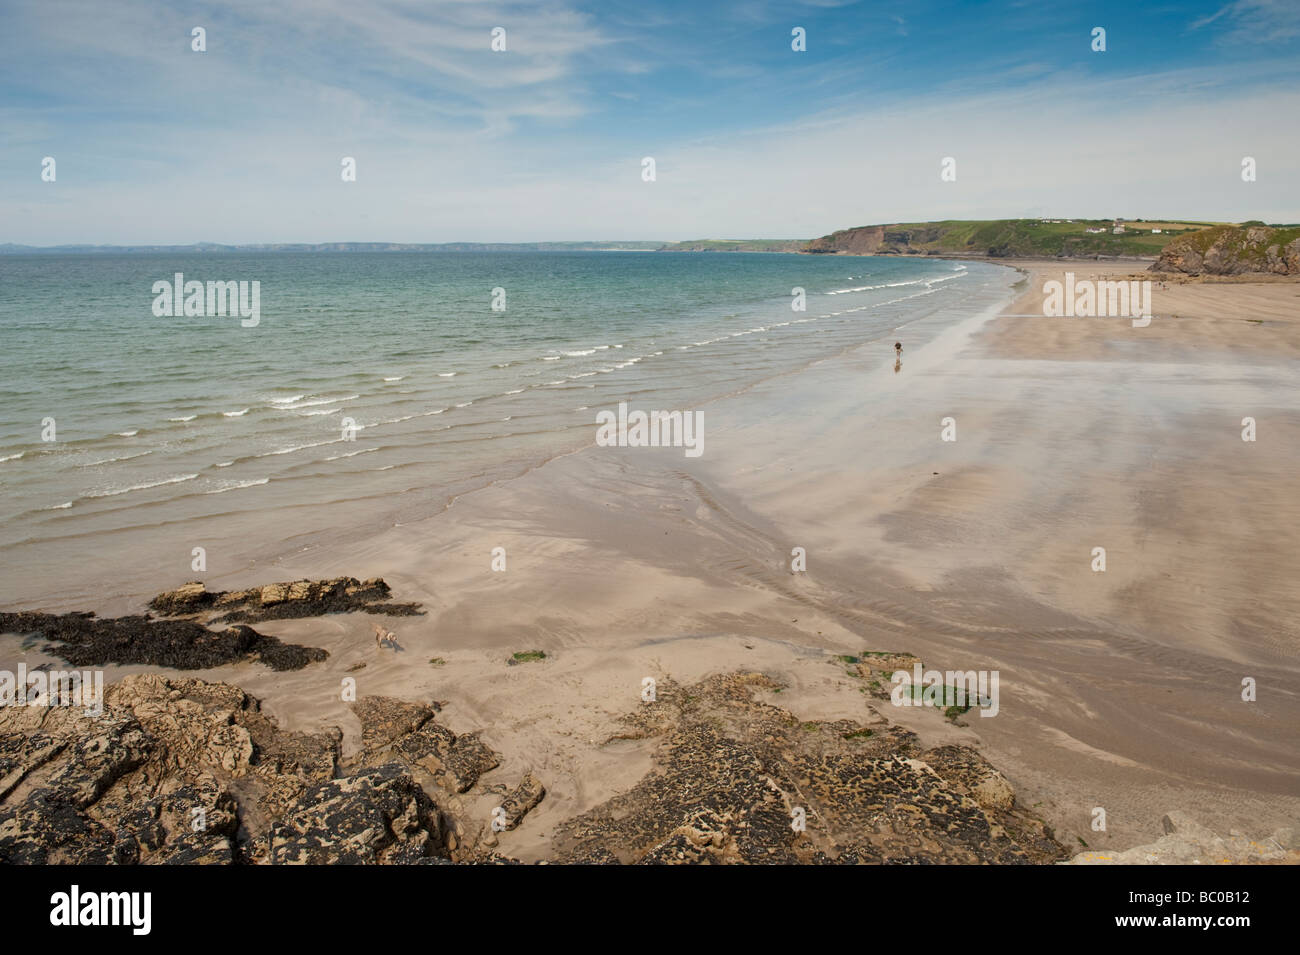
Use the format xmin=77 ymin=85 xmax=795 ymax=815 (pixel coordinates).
xmin=373 ymin=623 xmax=396 ymax=649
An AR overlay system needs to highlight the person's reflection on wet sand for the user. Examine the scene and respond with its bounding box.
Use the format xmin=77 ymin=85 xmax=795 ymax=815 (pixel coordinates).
xmin=894 ymin=357 xmax=902 ymax=374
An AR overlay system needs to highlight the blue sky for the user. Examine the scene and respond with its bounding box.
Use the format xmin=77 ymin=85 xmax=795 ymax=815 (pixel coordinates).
xmin=2 ymin=0 xmax=1298 ymax=243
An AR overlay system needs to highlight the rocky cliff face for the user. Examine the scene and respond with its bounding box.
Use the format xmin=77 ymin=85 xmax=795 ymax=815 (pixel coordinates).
xmin=1151 ymin=225 xmax=1300 ymax=275
xmin=804 ymin=225 xmax=887 ymax=255
xmin=803 ymin=222 xmax=1037 ymax=257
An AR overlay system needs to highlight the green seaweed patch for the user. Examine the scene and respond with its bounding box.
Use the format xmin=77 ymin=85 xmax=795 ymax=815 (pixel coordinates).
xmin=428 ymin=657 xmax=446 ymax=666
xmin=509 ymin=649 xmax=547 ymax=664
xmin=900 ymin=683 xmax=965 ymax=704
xmin=900 ymin=682 xmax=979 ymax=720
xmin=841 ymin=728 xmax=874 ymax=740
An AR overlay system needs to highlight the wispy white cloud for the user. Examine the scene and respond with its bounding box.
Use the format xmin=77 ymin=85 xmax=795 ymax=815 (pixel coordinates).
xmin=1189 ymin=0 xmax=1300 ymax=41
xmin=2 ymin=0 xmax=621 ymax=135
xmin=7 ymin=64 xmax=1296 ymax=244
xmin=1 ymin=0 xmax=1297 ymax=243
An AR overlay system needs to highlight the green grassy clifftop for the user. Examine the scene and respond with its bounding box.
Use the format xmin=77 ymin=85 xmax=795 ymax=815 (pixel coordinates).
xmin=804 ymin=219 xmax=1211 ymax=259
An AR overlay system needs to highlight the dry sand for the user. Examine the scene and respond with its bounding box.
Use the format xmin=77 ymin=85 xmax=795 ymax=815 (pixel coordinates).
xmin=7 ymin=259 xmax=1298 ymax=861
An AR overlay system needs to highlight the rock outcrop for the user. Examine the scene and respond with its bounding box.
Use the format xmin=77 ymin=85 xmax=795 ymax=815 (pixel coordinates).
xmin=149 ymin=576 xmax=422 ymax=623
xmin=0 ymin=667 xmax=1068 ymax=865
xmin=1069 ymin=811 xmax=1298 ymax=865
xmin=0 ymin=674 xmax=530 ymax=865
xmin=552 ymin=672 xmax=1063 ymax=864
xmin=1 ymin=675 xmax=337 ymax=864
xmin=258 ymin=764 xmax=442 ymax=865
xmin=352 ymin=696 xmax=500 ymax=795
xmin=499 ymin=773 xmax=546 ymax=831
xmin=1150 ymin=224 xmax=1300 ymax=275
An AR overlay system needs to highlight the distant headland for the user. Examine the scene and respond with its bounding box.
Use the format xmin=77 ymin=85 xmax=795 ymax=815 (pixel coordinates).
xmin=4 ymin=219 xmax=1297 ymax=274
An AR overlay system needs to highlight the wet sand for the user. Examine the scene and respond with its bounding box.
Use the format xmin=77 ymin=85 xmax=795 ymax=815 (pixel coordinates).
xmin=5 ymin=259 xmax=1297 ymax=860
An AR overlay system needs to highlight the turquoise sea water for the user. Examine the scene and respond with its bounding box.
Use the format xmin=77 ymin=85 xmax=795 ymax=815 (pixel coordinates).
xmin=0 ymin=251 xmax=1011 ymax=603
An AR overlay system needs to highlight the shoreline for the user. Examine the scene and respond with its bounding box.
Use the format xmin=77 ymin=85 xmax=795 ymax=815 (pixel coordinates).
xmin=0 ymin=256 xmax=1006 ymax=615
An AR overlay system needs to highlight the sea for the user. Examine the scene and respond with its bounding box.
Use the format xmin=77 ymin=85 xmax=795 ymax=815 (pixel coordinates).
xmin=0 ymin=251 xmax=1014 ymax=605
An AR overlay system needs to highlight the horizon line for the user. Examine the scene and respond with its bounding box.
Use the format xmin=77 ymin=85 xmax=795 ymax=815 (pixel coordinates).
xmin=3 ymin=217 xmax=1286 ymax=252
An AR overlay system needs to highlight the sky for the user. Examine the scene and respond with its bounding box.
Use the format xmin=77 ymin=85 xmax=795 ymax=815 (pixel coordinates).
xmin=2 ymin=0 xmax=1298 ymax=244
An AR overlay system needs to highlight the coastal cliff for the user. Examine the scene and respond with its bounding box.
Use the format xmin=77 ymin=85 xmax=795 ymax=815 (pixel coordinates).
xmin=805 ymin=219 xmax=1182 ymax=259
xmin=1149 ymin=224 xmax=1300 ymax=275
xmin=805 ymin=219 xmax=1300 ymax=274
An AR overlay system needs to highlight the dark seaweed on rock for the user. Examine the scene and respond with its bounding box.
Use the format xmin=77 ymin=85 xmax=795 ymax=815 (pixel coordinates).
xmin=0 ymin=611 xmax=327 ymax=671
xmin=148 ymin=577 xmax=423 ymax=623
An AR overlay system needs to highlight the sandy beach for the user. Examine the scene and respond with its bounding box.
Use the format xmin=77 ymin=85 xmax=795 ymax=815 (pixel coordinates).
xmin=8 ymin=258 xmax=1295 ymax=862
